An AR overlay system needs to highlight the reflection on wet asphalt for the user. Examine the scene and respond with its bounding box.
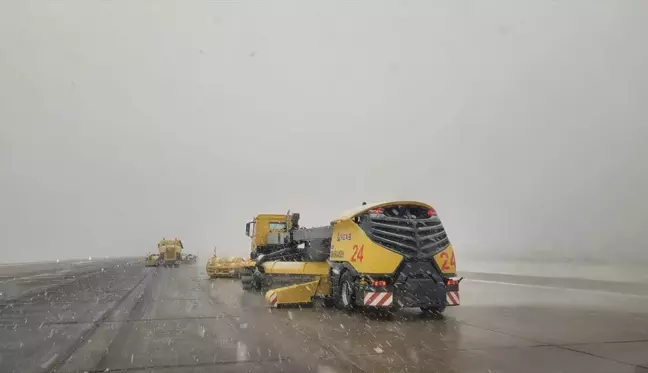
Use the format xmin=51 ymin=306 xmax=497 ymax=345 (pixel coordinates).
xmin=1 ymin=258 xmax=648 ymax=373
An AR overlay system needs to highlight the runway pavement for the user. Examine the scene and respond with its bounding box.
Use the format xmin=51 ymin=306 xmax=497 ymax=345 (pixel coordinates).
xmin=0 ymin=257 xmax=139 ymax=301
xmin=1 ymin=258 xmax=647 ymax=373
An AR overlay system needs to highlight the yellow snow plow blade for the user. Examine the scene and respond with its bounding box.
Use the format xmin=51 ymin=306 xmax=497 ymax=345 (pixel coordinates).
xmin=260 ymin=262 xmax=331 ymax=307
xmin=264 ymin=278 xmax=331 ymax=307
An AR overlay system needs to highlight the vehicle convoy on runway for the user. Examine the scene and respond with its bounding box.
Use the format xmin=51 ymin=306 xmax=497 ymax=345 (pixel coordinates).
xmin=240 ymin=201 xmax=460 ymax=313
xmin=157 ymin=238 xmax=183 ymax=268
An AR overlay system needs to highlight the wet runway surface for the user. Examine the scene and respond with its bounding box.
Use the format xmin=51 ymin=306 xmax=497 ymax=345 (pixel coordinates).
xmin=1 ymin=258 xmax=648 ymax=373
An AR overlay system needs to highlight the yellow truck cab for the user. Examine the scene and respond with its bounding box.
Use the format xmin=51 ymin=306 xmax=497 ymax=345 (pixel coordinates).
xmin=245 ymin=214 xmax=295 ymax=259
xmin=158 ymin=238 xmax=183 ymax=268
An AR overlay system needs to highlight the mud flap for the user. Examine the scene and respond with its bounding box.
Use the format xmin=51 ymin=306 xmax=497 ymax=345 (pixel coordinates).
xmin=362 ymin=292 xmax=394 ymax=307
xmin=446 ymin=291 xmax=460 ymax=306
xmin=445 ymin=277 xmax=462 ymax=306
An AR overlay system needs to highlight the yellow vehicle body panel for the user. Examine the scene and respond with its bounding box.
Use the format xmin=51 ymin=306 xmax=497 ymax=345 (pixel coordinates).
xmin=206 ymin=256 xmax=239 ymax=277
xmin=228 ymin=257 xmax=245 ymax=269
xmin=250 ymin=214 xmax=289 ymax=250
xmin=241 ymin=259 xmax=256 ymax=270
xmin=206 ymin=257 xmax=218 ymax=277
xmin=334 ymin=201 xmax=434 ymax=222
xmin=158 ymin=239 xmax=184 ymax=250
xmin=227 ymin=257 xmax=246 ymax=276
xmin=145 ymin=254 xmax=159 ymax=267
xmin=261 ymin=261 xmax=330 ymax=275
xmin=329 ymin=219 xmax=404 ymax=274
xmin=433 ymin=245 xmax=457 ymax=275
xmin=161 ymin=246 xmax=180 ymax=264
xmin=243 ymin=259 xmax=256 ymax=267
xmin=264 ymin=277 xmax=331 ymax=307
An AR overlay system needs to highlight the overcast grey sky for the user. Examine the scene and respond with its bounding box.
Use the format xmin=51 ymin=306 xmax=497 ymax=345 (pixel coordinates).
xmin=1 ymin=0 xmax=647 ymax=263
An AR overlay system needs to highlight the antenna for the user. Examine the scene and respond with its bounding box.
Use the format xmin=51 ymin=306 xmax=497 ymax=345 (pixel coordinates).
xmin=286 ymin=209 xmax=291 ymax=230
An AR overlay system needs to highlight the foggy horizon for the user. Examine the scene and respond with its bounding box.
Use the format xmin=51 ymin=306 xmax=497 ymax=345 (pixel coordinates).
xmin=1 ymin=0 xmax=647 ymax=264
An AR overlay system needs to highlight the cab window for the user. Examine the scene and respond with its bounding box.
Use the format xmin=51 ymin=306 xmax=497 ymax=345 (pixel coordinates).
xmin=268 ymin=222 xmax=286 ymax=230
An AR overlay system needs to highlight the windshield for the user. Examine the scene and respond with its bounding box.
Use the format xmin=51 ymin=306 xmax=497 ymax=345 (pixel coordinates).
xmin=268 ymin=222 xmax=287 ymax=230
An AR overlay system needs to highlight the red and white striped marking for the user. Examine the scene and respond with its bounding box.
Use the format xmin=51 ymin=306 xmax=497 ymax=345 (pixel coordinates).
xmin=363 ymin=292 xmax=393 ymax=307
xmin=446 ymin=291 xmax=460 ymax=306
xmin=269 ymin=291 xmax=278 ymax=307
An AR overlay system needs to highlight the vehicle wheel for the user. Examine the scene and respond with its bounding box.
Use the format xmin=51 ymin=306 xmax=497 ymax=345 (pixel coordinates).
xmin=322 ymin=297 xmax=335 ymax=308
xmin=241 ymin=275 xmax=253 ymax=290
xmin=174 ymin=264 xmax=179 ymax=268
xmin=334 ymin=271 xmax=356 ymax=311
xmin=251 ymin=270 xmax=265 ymax=291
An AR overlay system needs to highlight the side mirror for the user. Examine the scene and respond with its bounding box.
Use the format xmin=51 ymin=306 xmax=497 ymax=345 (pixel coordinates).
xmin=245 ymin=222 xmax=251 ymax=237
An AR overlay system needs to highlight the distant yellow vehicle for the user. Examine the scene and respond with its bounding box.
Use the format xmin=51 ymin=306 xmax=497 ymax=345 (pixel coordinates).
xmin=158 ymin=238 xmax=183 ymax=268
xmin=207 ymin=256 xmax=241 ymax=278
xmin=145 ymin=253 xmax=160 ymax=267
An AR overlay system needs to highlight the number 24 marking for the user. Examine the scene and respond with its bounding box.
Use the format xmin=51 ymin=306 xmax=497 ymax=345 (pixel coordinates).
xmin=351 ymin=244 xmax=364 ymax=262
xmin=440 ymin=251 xmax=456 ymax=271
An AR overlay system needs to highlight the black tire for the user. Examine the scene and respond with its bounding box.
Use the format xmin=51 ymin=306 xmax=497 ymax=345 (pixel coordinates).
xmin=334 ymin=271 xmax=356 ymax=311
xmin=240 ymin=267 xmax=263 ymax=291
xmin=252 ymin=270 xmax=265 ymax=291
xmin=322 ymin=297 xmax=335 ymax=308
xmin=241 ymin=275 xmax=253 ymax=291
xmin=174 ymin=264 xmax=180 ymax=268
